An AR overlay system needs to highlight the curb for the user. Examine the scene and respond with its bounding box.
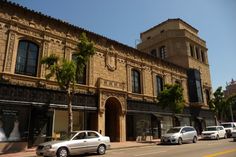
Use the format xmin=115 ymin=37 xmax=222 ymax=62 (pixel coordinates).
xmin=110 ymin=142 xmax=160 ymax=150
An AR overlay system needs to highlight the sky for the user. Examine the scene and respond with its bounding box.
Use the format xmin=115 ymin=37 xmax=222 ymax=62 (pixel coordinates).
xmin=10 ymin=0 xmax=236 ymax=90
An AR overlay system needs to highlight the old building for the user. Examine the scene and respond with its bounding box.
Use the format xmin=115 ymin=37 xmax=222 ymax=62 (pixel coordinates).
xmin=0 ymin=1 xmax=215 ymax=150
xmin=137 ymin=19 xmax=213 ymax=134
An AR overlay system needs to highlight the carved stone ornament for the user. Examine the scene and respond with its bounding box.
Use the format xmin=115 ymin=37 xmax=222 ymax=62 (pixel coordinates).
xmin=105 ymin=45 xmax=117 ymax=71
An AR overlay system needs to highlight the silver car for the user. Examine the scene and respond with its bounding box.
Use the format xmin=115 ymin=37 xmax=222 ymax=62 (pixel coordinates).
xmin=161 ymin=126 xmax=198 ymax=145
xmin=36 ymin=130 xmax=110 ymax=157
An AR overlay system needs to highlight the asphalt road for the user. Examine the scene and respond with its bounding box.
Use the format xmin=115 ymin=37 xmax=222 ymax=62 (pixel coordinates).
xmin=81 ymin=138 xmax=236 ymax=157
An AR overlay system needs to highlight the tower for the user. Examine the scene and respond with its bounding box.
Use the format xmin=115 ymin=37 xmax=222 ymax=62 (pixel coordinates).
xmin=137 ymin=18 xmax=212 ymax=108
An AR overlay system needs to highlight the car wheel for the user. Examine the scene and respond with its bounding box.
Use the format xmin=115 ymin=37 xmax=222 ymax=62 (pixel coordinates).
xmin=97 ymin=144 xmax=106 ymax=155
xmin=216 ymin=135 xmax=219 ymax=140
xmin=178 ymin=138 xmax=182 ymax=145
xmin=233 ymin=138 xmax=236 ymax=142
xmin=57 ymin=147 xmax=68 ymax=157
xmin=193 ymin=136 xmax=197 ymax=143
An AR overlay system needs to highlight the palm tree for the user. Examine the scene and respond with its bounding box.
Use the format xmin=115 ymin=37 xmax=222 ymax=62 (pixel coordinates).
xmin=41 ymin=33 xmax=95 ymax=135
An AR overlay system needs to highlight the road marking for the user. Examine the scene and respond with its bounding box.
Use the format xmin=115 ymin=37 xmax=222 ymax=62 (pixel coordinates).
xmin=203 ymin=148 xmax=236 ymax=157
xmin=134 ymin=150 xmax=166 ymax=156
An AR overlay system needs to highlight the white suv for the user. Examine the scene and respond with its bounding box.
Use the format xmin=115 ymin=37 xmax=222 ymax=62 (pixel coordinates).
xmin=221 ymin=122 xmax=236 ymax=137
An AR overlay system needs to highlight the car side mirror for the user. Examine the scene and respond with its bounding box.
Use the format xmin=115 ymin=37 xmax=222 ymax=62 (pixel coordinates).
xmin=181 ymin=130 xmax=186 ymax=134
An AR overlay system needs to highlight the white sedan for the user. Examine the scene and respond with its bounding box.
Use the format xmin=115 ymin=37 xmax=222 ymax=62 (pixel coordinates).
xmin=201 ymin=126 xmax=227 ymax=140
xmin=36 ymin=130 xmax=110 ymax=157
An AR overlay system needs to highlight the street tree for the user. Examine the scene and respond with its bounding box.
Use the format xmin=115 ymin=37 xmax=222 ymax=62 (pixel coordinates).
xmin=157 ymin=84 xmax=185 ymax=126
xmin=41 ymin=33 xmax=95 ymax=135
xmin=209 ymin=87 xmax=230 ymax=122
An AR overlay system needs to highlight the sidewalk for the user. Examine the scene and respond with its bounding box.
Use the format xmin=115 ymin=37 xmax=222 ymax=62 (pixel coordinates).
xmin=0 ymin=140 xmax=160 ymax=157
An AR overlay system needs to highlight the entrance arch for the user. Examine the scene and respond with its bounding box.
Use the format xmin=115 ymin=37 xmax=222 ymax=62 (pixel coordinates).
xmin=105 ymin=97 xmax=122 ymax=142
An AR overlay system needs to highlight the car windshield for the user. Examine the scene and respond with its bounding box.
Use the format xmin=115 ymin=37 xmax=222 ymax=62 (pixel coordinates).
xmin=167 ymin=128 xmax=181 ymax=133
xmin=205 ymin=127 xmax=217 ymax=131
xmin=221 ymin=124 xmax=232 ymax=128
xmin=59 ymin=132 xmax=77 ymax=140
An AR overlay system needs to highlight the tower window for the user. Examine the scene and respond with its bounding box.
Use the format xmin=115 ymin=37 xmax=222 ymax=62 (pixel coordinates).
xmin=190 ymin=45 xmax=194 ymax=57
xmin=159 ymin=46 xmax=166 ymax=59
xmin=195 ymin=47 xmax=199 ymax=60
xmin=201 ymin=50 xmax=205 ymax=63
xmin=150 ymin=49 xmax=157 ymax=57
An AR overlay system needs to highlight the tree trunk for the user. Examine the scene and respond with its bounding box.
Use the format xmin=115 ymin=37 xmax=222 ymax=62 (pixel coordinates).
xmin=67 ymin=90 xmax=73 ymax=135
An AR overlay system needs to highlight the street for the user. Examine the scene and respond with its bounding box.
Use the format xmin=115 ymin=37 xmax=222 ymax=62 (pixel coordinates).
xmin=84 ymin=139 xmax=236 ymax=157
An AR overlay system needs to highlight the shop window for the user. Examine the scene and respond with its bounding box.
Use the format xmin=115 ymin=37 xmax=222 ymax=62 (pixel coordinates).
xmin=156 ymin=76 xmax=163 ymax=96
xmin=0 ymin=105 xmax=30 ymax=142
xmin=15 ymin=40 xmax=39 ymax=76
xmin=132 ymin=69 xmax=141 ymax=94
xmin=159 ymin=46 xmax=166 ymax=59
xmin=72 ymin=54 xmax=87 ymax=85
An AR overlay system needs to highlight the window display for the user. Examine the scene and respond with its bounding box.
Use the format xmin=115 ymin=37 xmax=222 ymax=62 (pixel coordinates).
xmin=0 ymin=105 xmax=29 ymax=142
xmin=0 ymin=119 xmax=7 ymax=141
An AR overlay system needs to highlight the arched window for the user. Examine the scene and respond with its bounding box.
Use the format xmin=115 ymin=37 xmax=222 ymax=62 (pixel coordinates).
xmin=72 ymin=54 xmax=87 ymax=85
xmin=131 ymin=69 xmax=141 ymax=94
xmin=15 ymin=40 xmax=39 ymax=76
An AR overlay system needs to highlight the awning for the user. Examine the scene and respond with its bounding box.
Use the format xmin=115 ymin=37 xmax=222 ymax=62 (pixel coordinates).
xmin=152 ymin=113 xmax=163 ymax=118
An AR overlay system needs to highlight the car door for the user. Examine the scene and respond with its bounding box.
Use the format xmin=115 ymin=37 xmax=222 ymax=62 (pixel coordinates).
xmin=85 ymin=131 xmax=101 ymax=152
xmin=181 ymin=128 xmax=189 ymax=142
xmin=68 ymin=132 xmax=87 ymax=155
xmin=218 ymin=126 xmax=225 ymax=138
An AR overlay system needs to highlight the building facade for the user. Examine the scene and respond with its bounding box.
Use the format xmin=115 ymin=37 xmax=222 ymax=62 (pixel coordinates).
xmin=0 ymin=1 xmax=215 ymax=150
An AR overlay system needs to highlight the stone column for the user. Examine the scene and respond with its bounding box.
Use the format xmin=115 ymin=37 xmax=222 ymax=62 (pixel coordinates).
xmin=119 ymin=111 xmax=126 ymax=142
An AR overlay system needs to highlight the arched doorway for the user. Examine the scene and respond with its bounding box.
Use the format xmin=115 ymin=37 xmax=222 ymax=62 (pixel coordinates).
xmin=105 ymin=97 xmax=121 ymax=142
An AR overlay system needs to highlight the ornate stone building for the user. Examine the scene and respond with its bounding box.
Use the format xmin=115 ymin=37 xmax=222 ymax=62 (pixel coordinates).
xmin=0 ymin=1 xmax=215 ymax=150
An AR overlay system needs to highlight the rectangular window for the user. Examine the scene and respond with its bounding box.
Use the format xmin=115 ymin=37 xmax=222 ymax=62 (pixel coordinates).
xmin=195 ymin=47 xmax=199 ymax=60
xmin=159 ymin=46 xmax=166 ymax=59
xmin=132 ymin=70 xmax=141 ymax=94
xmin=156 ymin=76 xmax=163 ymax=96
xmin=190 ymin=45 xmax=194 ymax=57
xmin=72 ymin=54 xmax=87 ymax=85
xmin=201 ymin=50 xmax=205 ymax=63
xmin=150 ymin=49 xmax=157 ymax=57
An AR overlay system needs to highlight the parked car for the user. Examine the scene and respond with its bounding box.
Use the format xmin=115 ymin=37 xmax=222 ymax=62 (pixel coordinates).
xmin=221 ymin=122 xmax=236 ymax=137
xmin=232 ymin=128 xmax=236 ymax=142
xmin=36 ymin=130 xmax=110 ymax=157
xmin=161 ymin=126 xmax=197 ymax=145
xmin=201 ymin=126 xmax=227 ymax=140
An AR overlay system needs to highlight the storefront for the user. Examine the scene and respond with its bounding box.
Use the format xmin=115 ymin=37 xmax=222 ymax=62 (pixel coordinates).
xmin=0 ymin=83 xmax=98 ymax=150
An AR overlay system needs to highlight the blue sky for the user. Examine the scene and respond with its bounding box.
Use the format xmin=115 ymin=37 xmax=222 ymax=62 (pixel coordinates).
xmin=10 ymin=0 xmax=236 ymax=90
